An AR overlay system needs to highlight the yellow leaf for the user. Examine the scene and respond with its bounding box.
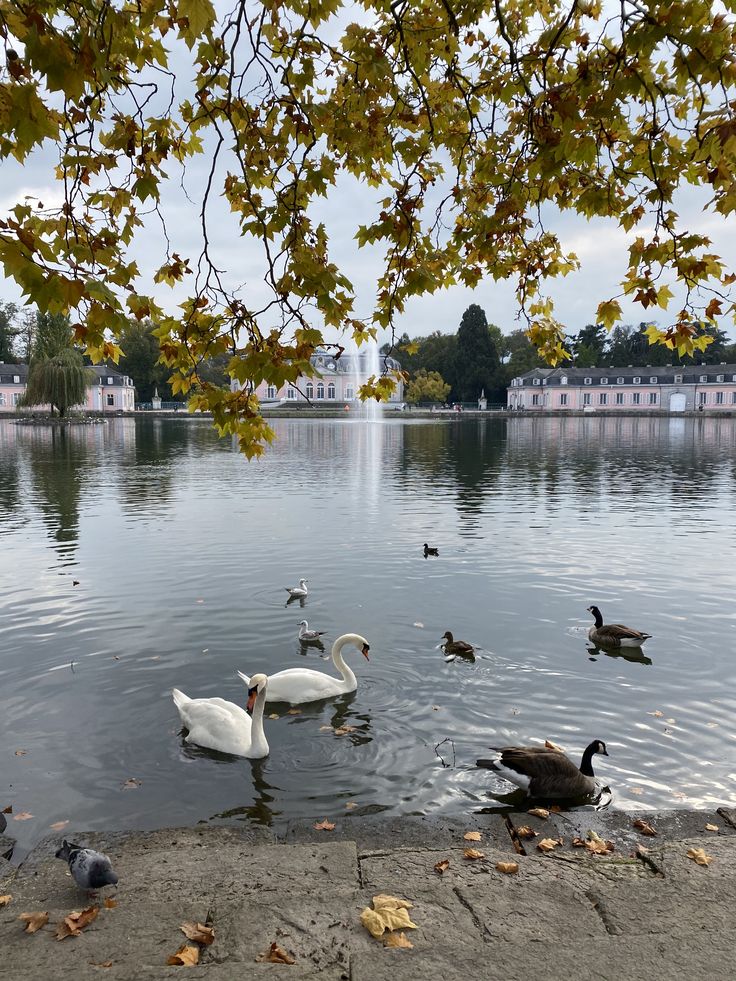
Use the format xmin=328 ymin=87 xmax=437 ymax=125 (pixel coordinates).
xmin=705 ymin=824 xmax=719 ymax=832
xmin=0 ymin=895 xmax=12 ymax=907
xmin=434 ymin=859 xmax=450 ymax=874
xmin=384 ymin=931 xmax=414 ymax=949
xmin=495 ymin=861 xmax=519 ymax=874
xmin=463 ymin=831 xmax=482 ymax=841
xmin=596 ymin=299 xmax=623 ymax=330
xmin=103 ymin=898 xmax=117 ymax=909
xmin=181 ymin=922 xmax=215 ymax=946
xmin=372 ymin=895 xmax=413 ymax=911
xmin=463 ymin=848 xmax=485 ymax=860
xmin=255 ymin=942 xmax=295 ymax=964
xmin=537 ymin=838 xmax=562 ymax=853
xmin=360 ymin=904 xmax=418 ymax=939
xmin=19 ymin=911 xmax=49 ymax=934
xmin=167 ymin=944 xmax=200 ymax=965
xmin=632 ymin=819 xmax=658 ymax=837
xmin=527 ymin=808 xmax=549 ymax=819
xmin=687 ymin=848 xmax=712 ymax=867
xmin=515 ymin=826 xmax=537 ymax=839
xmin=55 ymin=905 xmax=99 ymax=940
xmin=313 ymin=819 xmax=335 ymax=831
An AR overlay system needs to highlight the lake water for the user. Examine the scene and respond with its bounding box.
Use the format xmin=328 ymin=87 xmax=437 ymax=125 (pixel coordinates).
xmin=1 ymin=414 xmax=735 ymax=855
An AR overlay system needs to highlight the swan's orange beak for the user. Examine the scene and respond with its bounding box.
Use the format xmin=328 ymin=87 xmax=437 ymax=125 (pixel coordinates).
xmin=246 ymin=686 xmax=258 ymax=716
xmin=362 ymin=643 xmax=370 ymax=661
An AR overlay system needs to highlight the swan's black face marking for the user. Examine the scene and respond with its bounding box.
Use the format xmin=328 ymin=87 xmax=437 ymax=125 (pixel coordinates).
xmin=246 ymin=685 xmax=258 ymax=715
xmin=361 ymin=643 xmax=370 ymax=661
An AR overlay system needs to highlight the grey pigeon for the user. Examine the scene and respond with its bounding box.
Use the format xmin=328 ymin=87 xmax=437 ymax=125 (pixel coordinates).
xmin=55 ymin=839 xmax=118 ymax=892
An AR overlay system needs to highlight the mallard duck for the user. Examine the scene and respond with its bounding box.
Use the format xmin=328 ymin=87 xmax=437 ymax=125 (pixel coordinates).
xmin=477 ymin=739 xmax=608 ymax=798
xmin=441 ymin=630 xmax=474 ymax=657
xmin=587 ymin=605 xmax=651 ymax=648
xmin=285 ymin=578 xmax=308 ymax=599
xmin=423 ymin=543 xmax=439 ymax=556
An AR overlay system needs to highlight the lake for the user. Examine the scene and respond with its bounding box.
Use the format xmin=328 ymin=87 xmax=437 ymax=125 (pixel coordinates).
xmin=1 ymin=414 xmax=735 ymax=855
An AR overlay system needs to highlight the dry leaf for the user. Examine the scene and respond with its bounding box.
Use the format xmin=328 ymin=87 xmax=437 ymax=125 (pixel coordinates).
xmin=167 ymin=944 xmax=200 ymax=966
xmin=19 ymin=911 xmax=49 ymax=934
xmin=537 ymin=838 xmax=562 ymax=853
xmin=705 ymin=823 xmax=719 ymax=832
xmin=13 ymin=812 xmax=33 ymax=821
xmin=585 ymin=833 xmax=614 ymax=856
xmin=495 ymin=861 xmax=519 ymax=875
xmin=544 ymin=740 xmax=564 ymax=752
xmin=360 ymin=899 xmax=417 ymax=939
xmin=687 ymin=848 xmax=712 ymax=867
xmin=515 ymin=826 xmax=537 ymax=839
xmin=0 ymin=895 xmax=11 ymax=907
xmin=181 ymin=921 xmax=215 ymax=946
xmin=549 ymin=804 xmax=563 ymax=814
xmin=434 ymin=859 xmax=450 ymax=874
xmin=55 ymin=905 xmax=99 ymax=940
xmin=527 ymin=808 xmax=549 ymax=819
xmin=384 ymin=931 xmax=414 ymax=949
xmin=333 ymin=725 xmax=355 ymax=735
xmin=121 ymin=778 xmax=140 ymax=790
xmin=345 ymin=801 xmax=358 ymax=810
xmin=14 ymin=749 xmax=27 ymax=756
xmin=103 ymin=898 xmax=117 ymax=909
xmin=49 ymin=820 xmax=69 ymax=832
xmin=463 ymin=831 xmax=482 ymax=841
xmin=287 ymin=709 xmax=301 ymax=716
xmin=372 ymin=895 xmax=413 ymax=911
xmin=89 ymin=961 xmax=113 ymax=968
xmin=1 ymin=805 xmax=11 ymax=813
xmin=572 ymin=837 xmax=586 ymax=848
xmin=649 ymin=710 xmax=664 ymax=718
xmin=319 ymin=725 xmax=333 ymax=731
xmin=268 ymin=714 xmax=280 ymax=720
xmin=256 ymin=942 xmax=296 ymax=964
xmin=313 ymin=819 xmax=335 ymax=831
xmin=633 ymin=819 xmax=658 ymax=837
xmin=463 ymin=848 xmax=485 ymax=860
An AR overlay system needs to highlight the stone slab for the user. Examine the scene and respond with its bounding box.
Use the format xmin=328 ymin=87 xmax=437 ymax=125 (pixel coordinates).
xmin=286 ymin=814 xmax=514 ymax=851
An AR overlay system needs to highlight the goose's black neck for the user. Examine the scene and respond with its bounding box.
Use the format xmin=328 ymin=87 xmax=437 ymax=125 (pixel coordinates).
xmin=579 ymin=743 xmax=597 ymax=777
xmin=591 ymin=607 xmax=603 ymax=629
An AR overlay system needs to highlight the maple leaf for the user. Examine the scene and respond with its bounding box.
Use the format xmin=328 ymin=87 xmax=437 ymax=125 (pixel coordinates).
xmin=313 ymin=819 xmax=335 ymax=831
xmin=527 ymin=808 xmax=549 ymax=819
xmin=537 ymin=838 xmax=562 ymax=853
xmin=434 ymin=859 xmax=450 ymax=874
xmin=384 ymin=931 xmax=413 ymax=948
xmin=167 ymin=944 xmax=200 ymax=965
xmin=360 ymin=897 xmax=417 ymax=939
xmin=19 ymin=911 xmax=49 ymax=934
xmin=0 ymin=895 xmax=11 ymax=907
xmin=687 ymin=848 xmax=712 ymax=867
xmin=256 ymin=942 xmax=296 ymax=964
xmin=633 ymin=819 xmax=657 ymax=836
xmin=55 ymin=905 xmax=99 ymax=940
xmin=181 ymin=921 xmax=215 ymax=945
xmin=463 ymin=831 xmax=482 ymax=841
xmin=495 ymin=861 xmax=519 ymax=874
xmin=463 ymin=848 xmax=485 ymax=860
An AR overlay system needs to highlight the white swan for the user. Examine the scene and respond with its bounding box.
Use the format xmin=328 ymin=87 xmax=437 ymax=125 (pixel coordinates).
xmin=238 ymin=633 xmax=370 ymax=704
xmin=285 ymin=578 xmax=308 ymax=599
xmin=172 ymin=673 xmax=269 ymax=758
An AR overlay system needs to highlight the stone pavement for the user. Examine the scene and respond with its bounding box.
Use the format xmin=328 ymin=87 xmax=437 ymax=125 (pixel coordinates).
xmin=2 ymin=807 xmax=736 ymax=981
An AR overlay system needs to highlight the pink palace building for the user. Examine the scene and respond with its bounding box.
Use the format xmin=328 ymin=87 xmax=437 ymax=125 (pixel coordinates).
xmin=0 ymin=363 xmax=136 ymax=413
xmin=507 ymin=365 xmax=736 ymax=412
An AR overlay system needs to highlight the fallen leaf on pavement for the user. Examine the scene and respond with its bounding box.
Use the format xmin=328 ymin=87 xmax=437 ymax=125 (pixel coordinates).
xmin=463 ymin=831 xmax=482 ymax=841
xmin=313 ymin=819 xmax=335 ymax=831
xmin=121 ymin=778 xmax=141 ymax=790
xmin=434 ymin=859 xmax=450 ymax=874
xmin=633 ymin=819 xmax=657 ymax=837
xmin=89 ymin=961 xmax=113 ymax=968
xmin=687 ymin=848 xmax=712 ymax=867
xmin=527 ymin=808 xmax=549 ymax=819
xmin=544 ymin=740 xmax=564 ymax=752
xmin=181 ymin=922 xmax=215 ymax=945
xmin=49 ymin=821 xmax=69 ymax=832
xmin=585 ymin=832 xmax=614 ymax=856
xmin=495 ymin=861 xmax=519 ymax=875
xmin=705 ymin=824 xmax=719 ymax=832
xmin=103 ymin=898 xmax=117 ymax=909
xmin=384 ymin=931 xmax=414 ymax=949
xmin=463 ymin=848 xmax=485 ymax=860
xmin=515 ymin=826 xmax=537 ymax=839
xmin=55 ymin=905 xmax=99 ymax=940
xmin=256 ymin=942 xmax=296 ymax=964
xmin=360 ymin=896 xmax=417 ymax=939
xmin=572 ymin=837 xmax=586 ymax=848
xmin=167 ymin=944 xmax=200 ymax=966
xmin=0 ymin=895 xmax=11 ymax=907
xmin=13 ymin=812 xmax=33 ymax=821
xmin=537 ymin=838 xmax=562 ymax=853
xmin=19 ymin=911 xmax=48 ymax=933
xmin=549 ymin=804 xmax=563 ymax=813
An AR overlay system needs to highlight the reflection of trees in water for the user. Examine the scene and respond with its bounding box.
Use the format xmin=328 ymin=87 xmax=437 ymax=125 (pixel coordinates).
xmin=115 ymin=418 xmax=193 ymax=513
xmin=0 ymin=425 xmax=22 ymax=529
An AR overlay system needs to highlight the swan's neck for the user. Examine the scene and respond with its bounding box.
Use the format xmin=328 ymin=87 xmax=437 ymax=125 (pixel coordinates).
xmin=332 ymin=637 xmax=357 ymax=690
xmin=249 ymin=689 xmax=269 ymax=756
xmin=579 ymin=744 xmax=597 ymax=777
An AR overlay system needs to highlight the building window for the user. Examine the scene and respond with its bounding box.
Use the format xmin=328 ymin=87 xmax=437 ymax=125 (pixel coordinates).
xmin=615 ymin=392 xmax=624 ymax=405
xmin=600 ymin=377 xmax=608 ymax=385
xmin=532 ymin=393 xmax=539 ymax=406
xmin=584 ymin=377 xmax=592 ymax=385
xmin=633 ymin=376 xmax=641 ymax=384
xmin=0 ymin=393 xmax=5 ymax=406
xmin=315 ymin=383 xmax=323 ymax=399
xmin=267 ymin=385 xmax=277 ymax=399
xmin=699 ymin=392 xmax=707 ymax=405
xmin=649 ymin=392 xmax=657 ymax=405
xmin=13 ymin=374 xmax=20 ymax=383
xmin=533 ymin=378 xmax=541 ymax=385
xmin=717 ymin=374 xmax=724 ymax=382
xmin=560 ymin=376 xmax=568 ymax=385
xmin=327 ymin=383 xmax=335 ymax=399
xmin=345 ymin=385 xmax=354 ymax=399
xmin=107 ymin=376 xmax=114 ymax=385
xmin=716 ymin=391 xmax=724 ymax=404
xmin=699 ymin=374 xmax=707 ymax=383
xmin=616 ymin=377 xmax=624 ymax=384
xmin=559 ymin=393 xmax=567 ymax=406
xmin=287 ymin=387 xmax=297 ymax=400
xmin=732 ymin=392 xmax=736 ymax=404
xmin=306 ymin=382 xmax=314 ymax=399
xmin=583 ymin=393 xmax=591 ymax=405
xmin=599 ymin=393 xmax=607 ymax=405
xmin=632 ymin=392 xmax=641 ymax=405
xmin=674 ymin=374 xmax=683 ymax=383
xmin=106 ymin=394 xmax=115 ymax=406
xmin=650 ymin=376 xmax=657 ymax=384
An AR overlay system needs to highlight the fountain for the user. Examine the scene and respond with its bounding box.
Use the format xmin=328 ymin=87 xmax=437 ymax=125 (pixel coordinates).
xmin=351 ymin=339 xmax=383 ymax=423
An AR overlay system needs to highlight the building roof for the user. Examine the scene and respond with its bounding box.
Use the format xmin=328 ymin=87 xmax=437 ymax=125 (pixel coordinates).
xmin=0 ymin=363 xmax=28 ymax=383
xmin=513 ymin=365 xmax=736 ymax=386
xmin=0 ymin=363 xmax=132 ymax=386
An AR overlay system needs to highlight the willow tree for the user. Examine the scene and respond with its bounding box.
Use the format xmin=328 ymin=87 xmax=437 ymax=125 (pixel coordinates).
xmin=21 ymin=348 xmax=95 ymax=417
xmin=0 ymin=1 xmax=735 ymax=453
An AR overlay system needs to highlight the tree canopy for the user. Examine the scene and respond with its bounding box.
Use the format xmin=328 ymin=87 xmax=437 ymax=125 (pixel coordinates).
xmin=405 ymin=368 xmax=450 ymax=404
xmin=1 ymin=1 xmax=735 ymax=451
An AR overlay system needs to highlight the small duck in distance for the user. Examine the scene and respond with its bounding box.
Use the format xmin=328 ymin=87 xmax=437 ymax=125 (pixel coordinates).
xmin=441 ymin=630 xmax=475 ymax=658
xmin=423 ymin=543 xmax=439 ymax=557
xmin=587 ymin=605 xmax=651 ymax=648
xmin=298 ymin=619 xmax=326 ymax=643
xmin=285 ymin=578 xmax=308 ymax=599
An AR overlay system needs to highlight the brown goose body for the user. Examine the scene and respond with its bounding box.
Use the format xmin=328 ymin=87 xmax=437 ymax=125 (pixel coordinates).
xmin=477 ymin=740 xmax=608 ymax=799
xmin=441 ymin=630 xmax=475 ymax=657
xmin=587 ymin=605 xmax=651 ymax=648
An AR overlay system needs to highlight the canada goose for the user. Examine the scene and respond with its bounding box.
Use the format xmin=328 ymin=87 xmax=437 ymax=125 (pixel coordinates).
xmin=476 ymin=739 xmax=609 ymax=799
xmin=587 ymin=605 xmax=651 ymax=648
xmin=441 ymin=630 xmax=474 ymax=657
xmin=423 ymin=543 xmax=439 ymax=556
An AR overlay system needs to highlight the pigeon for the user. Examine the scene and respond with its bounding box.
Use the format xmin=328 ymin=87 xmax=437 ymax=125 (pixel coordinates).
xmin=55 ymin=840 xmax=118 ymax=894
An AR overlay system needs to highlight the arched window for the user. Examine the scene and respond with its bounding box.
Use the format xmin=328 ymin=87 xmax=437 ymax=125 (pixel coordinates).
xmin=327 ymin=383 xmax=335 ymax=399
xmin=306 ymin=382 xmax=314 ymax=399
xmin=316 ymin=383 xmax=324 ymax=399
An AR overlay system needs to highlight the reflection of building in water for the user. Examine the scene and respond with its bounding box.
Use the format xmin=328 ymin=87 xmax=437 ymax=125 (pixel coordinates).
xmin=508 ymin=365 xmax=736 ymax=412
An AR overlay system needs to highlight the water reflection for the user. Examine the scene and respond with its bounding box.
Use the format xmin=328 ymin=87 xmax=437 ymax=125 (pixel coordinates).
xmin=587 ymin=644 xmax=653 ymax=666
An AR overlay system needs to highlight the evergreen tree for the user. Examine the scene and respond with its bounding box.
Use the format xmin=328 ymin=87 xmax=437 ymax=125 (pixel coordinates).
xmin=453 ymin=304 xmax=500 ymax=401
xmin=116 ymin=321 xmax=173 ymax=402
xmin=0 ymin=302 xmax=19 ymax=362
xmin=572 ymin=324 xmax=607 ymax=367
